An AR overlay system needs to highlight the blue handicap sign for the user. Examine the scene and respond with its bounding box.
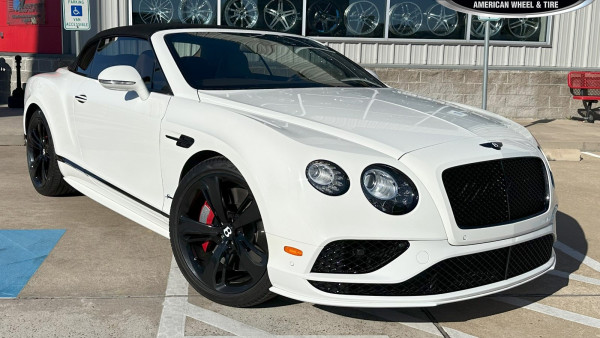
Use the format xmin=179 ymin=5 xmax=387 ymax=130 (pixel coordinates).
xmin=0 ymin=229 xmax=65 ymax=298
xmin=71 ymin=5 xmax=83 ymax=17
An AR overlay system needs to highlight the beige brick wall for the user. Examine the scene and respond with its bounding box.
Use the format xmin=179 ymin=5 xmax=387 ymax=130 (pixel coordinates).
xmin=374 ymin=68 xmax=583 ymax=119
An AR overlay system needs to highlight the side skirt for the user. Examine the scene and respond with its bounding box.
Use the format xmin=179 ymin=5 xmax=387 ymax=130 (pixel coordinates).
xmin=57 ymin=156 xmax=170 ymax=238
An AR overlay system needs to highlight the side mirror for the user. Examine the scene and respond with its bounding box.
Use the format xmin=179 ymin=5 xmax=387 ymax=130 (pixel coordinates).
xmin=366 ymin=68 xmax=380 ymax=80
xmin=98 ymin=65 xmax=149 ymax=101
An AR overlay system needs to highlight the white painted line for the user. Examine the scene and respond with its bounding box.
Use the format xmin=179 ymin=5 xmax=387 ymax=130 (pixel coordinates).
xmin=555 ymin=241 xmax=600 ymax=273
xmin=185 ymin=302 xmax=271 ymax=336
xmin=158 ymin=257 xmax=188 ymax=338
xmin=548 ymin=270 xmax=600 ymax=286
xmin=581 ymin=152 xmax=600 ymax=159
xmin=495 ymin=297 xmax=600 ymax=329
xmin=361 ymin=308 xmax=477 ymax=338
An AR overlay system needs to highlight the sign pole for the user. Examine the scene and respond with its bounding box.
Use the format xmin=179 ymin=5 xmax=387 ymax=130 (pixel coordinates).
xmin=482 ymin=20 xmax=490 ymax=110
xmin=75 ymin=30 xmax=80 ymax=55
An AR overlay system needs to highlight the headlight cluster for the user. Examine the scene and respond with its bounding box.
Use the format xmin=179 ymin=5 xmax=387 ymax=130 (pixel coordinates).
xmin=361 ymin=164 xmax=419 ymax=215
xmin=306 ymin=161 xmax=419 ymax=215
xmin=306 ymin=160 xmax=350 ymax=196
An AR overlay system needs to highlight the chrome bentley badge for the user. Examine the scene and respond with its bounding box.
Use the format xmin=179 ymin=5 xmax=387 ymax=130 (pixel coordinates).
xmin=480 ymin=142 xmax=503 ymax=150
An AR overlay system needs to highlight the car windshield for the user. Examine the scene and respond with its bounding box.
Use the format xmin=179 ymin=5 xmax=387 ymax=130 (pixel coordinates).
xmin=164 ymin=32 xmax=385 ymax=90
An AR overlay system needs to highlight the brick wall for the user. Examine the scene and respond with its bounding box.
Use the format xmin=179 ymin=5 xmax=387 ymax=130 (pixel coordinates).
xmin=374 ymin=68 xmax=581 ymax=119
xmin=0 ymin=55 xmax=75 ymax=105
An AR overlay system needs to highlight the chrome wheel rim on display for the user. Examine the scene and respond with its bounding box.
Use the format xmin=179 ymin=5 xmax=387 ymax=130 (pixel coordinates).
xmin=388 ymin=2 xmax=422 ymax=36
xmin=308 ymin=1 xmax=341 ymax=33
xmin=224 ymin=0 xmax=259 ymax=28
xmin=470 ymin=17 xmax=503 ymax=38
xmin=139 ymin=0 xmax=174 ymax=23
xmin=178 ymin=0 xmax=214 ymax=24
xmin=508 ymin=18 xmax=540 ymax=39
xmin=344 ymin=1 xmax=380 ymax=36
xmin=264 ymin=0 xmax=298 ymax=32
xmin=425 ymin=4 xmax=458 ymax=36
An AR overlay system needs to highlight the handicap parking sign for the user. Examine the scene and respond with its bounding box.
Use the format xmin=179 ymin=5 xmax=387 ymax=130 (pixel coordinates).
xmin=63 ymin=0 xmax=90 ymax=30
xmin=71 ymin=5 xmax=82 ymax=17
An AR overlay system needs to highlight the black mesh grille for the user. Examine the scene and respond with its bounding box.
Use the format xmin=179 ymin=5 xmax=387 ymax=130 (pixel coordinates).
xmin=309 ymin=234 xmax=554 ymax=296
xmin=311 ymin=240 xmax=410 ymax=274
xmin=442 ymin=157 xmax=549 ymax=229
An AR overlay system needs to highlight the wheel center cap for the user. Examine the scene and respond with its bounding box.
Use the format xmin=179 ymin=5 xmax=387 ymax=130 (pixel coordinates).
xmin=223 ymin=226 xmax=232 ymax=238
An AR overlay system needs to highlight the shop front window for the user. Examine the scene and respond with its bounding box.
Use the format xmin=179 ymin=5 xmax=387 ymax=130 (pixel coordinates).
xmin=130 ymin=0 xmax=550 ymax=45
xmin=470 ymin=17 xmax=549 ymax=42
xmin=132 ymin=0 xmax=218 ymax=25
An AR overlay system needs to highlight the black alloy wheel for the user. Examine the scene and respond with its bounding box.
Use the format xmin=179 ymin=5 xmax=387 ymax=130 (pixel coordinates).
xmin=26 ymin=110 xmax=75 ymax=196
xmin=170 ymin=157 xmax=274 ymax=307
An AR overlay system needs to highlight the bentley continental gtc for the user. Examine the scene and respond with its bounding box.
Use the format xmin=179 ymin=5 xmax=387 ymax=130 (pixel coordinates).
xmin=24 ymin=24 xmax=557 ymax=308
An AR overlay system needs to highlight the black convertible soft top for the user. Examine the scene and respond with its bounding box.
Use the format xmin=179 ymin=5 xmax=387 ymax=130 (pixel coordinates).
xmin=89 ymin=23 xmax=257 ymax=42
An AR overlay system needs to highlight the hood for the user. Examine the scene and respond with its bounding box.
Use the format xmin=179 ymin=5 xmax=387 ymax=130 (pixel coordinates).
xmin=200 ymin=87 xmax=535 ymax=158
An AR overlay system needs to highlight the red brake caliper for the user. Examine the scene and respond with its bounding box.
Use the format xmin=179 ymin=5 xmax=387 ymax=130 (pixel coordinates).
xmin=199 ymin=201 xmax=215 ymax=252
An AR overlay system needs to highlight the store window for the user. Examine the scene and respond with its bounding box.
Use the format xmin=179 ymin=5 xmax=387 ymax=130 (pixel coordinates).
xmin=220 ymin=0 xmax=303 ymax=35
xmin=306 ymin=0 xmax=385 ymax=38
xmin=132 ymin=0 xmax=219 ymax=25
xmin=130 ymin=0 xmax=550 ymax=44
xmin=470 ymin=17 xmax=549 ymax=42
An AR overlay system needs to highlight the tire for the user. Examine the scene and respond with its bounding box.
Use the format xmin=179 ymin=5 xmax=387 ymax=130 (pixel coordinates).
xmin=587 ymin=112 xmax=595 ymax=123
xmin=169 ymin=157 xmax=274 ymax=307
xmin=26 ymin=110 xmax=76 ymax=196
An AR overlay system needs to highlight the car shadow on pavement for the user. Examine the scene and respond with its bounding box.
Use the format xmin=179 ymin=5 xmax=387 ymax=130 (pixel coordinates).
xmin=522 ymin=119 xmax=556 ymax=128
xmin=310 ymin=211 xmax=587 ymax=323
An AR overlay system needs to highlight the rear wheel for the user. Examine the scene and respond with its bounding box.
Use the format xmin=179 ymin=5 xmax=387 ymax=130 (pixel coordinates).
xmin=26 ymin=110 xmax=75 ymax=196
xmin=170 ymin=157 xmax=274 ymax=307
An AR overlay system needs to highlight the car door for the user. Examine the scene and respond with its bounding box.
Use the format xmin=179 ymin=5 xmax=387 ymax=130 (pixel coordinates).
xmin=73 ymin=36 xmax=171 ymax=210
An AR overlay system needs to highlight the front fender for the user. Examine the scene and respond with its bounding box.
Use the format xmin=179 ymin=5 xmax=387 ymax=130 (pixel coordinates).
xmin=24 ymin=69 xmax=86 ymax=162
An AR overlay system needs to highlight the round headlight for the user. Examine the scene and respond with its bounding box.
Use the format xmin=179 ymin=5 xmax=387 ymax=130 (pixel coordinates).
xmin=361 ymin=164 xmax=418 ymax=215
xmin=306 ymin=160 xmax=350 ymax=196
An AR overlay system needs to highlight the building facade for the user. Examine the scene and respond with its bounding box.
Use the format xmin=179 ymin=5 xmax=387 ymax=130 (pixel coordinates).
xmin=1 ymin=0 xmax=599 ymax=118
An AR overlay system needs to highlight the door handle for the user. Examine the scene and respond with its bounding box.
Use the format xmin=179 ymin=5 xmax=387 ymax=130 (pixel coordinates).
xmin=75 ymin=94 xmax=87 ymax=103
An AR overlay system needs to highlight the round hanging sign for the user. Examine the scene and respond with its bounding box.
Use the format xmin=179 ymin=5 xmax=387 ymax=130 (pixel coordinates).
xmin=436 ymin=0 xmax=594 ymax=17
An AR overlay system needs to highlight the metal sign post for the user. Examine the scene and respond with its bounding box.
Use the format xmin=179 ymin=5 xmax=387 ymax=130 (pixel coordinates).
xmin=477 ymin=15 xmax=501 ymax=110
xmin=63 ymin=0 xmax=91 ymax=55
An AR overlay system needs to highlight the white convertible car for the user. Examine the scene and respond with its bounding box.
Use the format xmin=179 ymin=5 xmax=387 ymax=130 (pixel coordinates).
xmin=24 ymin=24 xmax=557 ymax=308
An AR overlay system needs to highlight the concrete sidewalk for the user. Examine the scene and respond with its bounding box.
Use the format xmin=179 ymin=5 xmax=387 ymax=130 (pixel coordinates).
xmin=2 ymin=105 xmax=599 ymax=159
xmin=0 ymin=105 xmax=24 ymax=146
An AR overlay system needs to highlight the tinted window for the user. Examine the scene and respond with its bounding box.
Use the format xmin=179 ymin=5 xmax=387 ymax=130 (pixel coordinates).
xmin=165 ymin=32 xmax=385 ymax=90
xmin=73 ymin=41 xmax=98 ymax=77
xmin=89 ymin=37 xmax=152 ymax=80
xmin=78 ymin=36 xmax=170 ymax=93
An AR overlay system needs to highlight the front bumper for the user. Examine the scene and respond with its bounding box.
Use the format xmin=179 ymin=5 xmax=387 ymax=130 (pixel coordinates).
xmin=266 ymin=224 xmax=555 ymax=307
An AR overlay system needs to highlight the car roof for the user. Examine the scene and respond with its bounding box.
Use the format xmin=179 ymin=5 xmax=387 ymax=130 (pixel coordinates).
xmin=90 ymin=23 xmax=278 ymax=41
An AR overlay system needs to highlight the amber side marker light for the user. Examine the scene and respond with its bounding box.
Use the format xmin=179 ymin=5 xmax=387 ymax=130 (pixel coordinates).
xmin=284 ymin=246 xmax=303 ymax=256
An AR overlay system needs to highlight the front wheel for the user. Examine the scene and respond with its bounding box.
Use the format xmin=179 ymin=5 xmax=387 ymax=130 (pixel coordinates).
xmin=169 ymin=157 xmax=274 ymax=307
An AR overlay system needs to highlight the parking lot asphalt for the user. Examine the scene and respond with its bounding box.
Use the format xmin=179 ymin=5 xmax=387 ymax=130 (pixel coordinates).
xmin=1 ymin=107 xmax=600 ymax=337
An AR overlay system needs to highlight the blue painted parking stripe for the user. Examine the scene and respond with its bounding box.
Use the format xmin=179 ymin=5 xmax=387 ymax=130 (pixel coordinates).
xmin=0 ymin=229 xmax=65 ymax=298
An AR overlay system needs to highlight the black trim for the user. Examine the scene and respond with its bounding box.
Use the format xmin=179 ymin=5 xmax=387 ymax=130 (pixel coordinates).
xmin=56 ymin=155 xmax=170 ymax=218
xmin=166 ymin=134 xmax=195 ymax=148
